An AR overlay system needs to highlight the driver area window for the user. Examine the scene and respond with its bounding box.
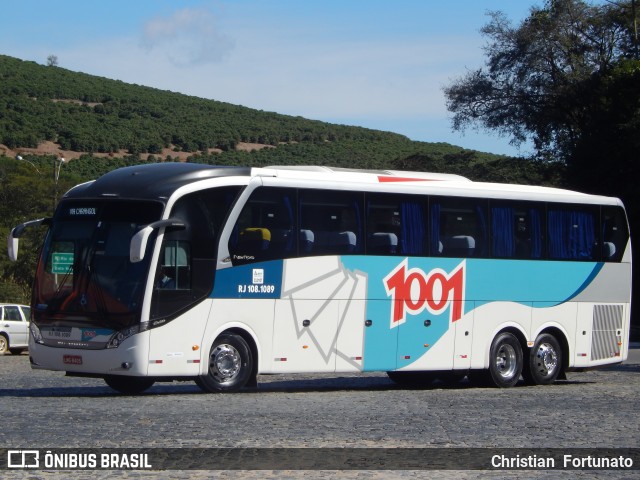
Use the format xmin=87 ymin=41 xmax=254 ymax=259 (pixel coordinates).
xmin=157 ymin=241 xmax=191 ymax=290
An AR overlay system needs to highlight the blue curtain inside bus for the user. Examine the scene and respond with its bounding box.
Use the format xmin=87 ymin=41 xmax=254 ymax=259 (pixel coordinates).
xmin=400 ymin=201 xmax=425 ymax=255
xmin=548 ymin=210 xmax=595 ymax=260
xmin=492 ymin=207 xmax=515 ymax=257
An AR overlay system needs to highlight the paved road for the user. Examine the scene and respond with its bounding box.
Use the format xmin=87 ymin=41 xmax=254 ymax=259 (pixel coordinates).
xmin=1 ymin=347 xmax=639 ymax=479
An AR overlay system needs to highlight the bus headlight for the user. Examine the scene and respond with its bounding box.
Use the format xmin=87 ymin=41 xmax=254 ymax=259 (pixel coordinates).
xmin=106 ymin=325 xmax=141 ymax=349
xmin=30 ymin=322 xmax=44 ymax=344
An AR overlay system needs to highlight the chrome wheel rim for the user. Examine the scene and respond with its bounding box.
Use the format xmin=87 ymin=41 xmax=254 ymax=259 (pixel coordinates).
xmin=495 ymin=343 xmax=517 ymax=379
xmin=210 ymin=343 xmax=241 ymax=383
xmin=535 ymin=342 xmax=558 ymax=377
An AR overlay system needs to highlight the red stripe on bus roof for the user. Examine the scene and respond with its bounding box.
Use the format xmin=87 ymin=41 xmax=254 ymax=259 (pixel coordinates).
xmin=377 ymin=176 xmax=438 ymax=183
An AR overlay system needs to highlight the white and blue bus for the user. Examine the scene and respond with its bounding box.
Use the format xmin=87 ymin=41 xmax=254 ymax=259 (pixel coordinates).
xmin=8 ymin=164 xmax=631 ymax=393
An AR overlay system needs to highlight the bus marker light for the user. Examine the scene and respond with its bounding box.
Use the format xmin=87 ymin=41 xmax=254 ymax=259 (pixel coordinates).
xmin=403 ymin=355 xmax=411 ymax=360
xmin=187 ymin=359 xmax=200 ymax=364
xmin=424 ymin=344 xmax=430 ymax=347
xmin=303 ymin=345 xmax=309 ymax=349
xmin=578 ymin=353 xmax=587 ymax=357
xmin=192 ymin=345 xmax=200 ymax=351
xmin=149 ymin=360 xmax=163 ymax=364
xmin=275 ymin=358 xmax=287 ymax=362
xmin=527 ymin=342 xmax=534 ymax=347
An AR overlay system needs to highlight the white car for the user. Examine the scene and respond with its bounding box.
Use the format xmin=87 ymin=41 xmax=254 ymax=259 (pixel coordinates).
xmin=0 ymin=304 xmax=30 ymax=355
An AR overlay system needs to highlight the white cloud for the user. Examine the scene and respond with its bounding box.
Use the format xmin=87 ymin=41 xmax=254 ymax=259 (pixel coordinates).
xmin=141 ymin=7 xmax=234 ymax=66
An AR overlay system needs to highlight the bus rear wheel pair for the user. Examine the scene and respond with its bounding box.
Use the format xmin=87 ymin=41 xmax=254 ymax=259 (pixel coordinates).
xmin=387 ymin=332 xmax=564 ymax=389
xmin=477 ymin=332 xmax=563 ymax=388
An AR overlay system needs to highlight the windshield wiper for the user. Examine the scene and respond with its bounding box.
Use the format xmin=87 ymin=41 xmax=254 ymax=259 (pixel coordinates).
xmin=52 ymin=263 xmax=74 ymax=302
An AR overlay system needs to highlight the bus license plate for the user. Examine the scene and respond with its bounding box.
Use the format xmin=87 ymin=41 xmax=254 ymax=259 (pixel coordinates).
xmin=63 ymin=355 xmax=83 ymax=365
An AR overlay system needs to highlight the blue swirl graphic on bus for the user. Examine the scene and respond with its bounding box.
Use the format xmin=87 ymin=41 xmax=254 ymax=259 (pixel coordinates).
xmin=341 ymin=256 xmax=603 ymax=370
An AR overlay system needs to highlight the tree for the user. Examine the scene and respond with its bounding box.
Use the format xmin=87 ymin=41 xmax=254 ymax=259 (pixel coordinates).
xmin=444 ymin=0 xmax=639 ymax=162
xmin=46 ymin=54 xmax=59 ymax=67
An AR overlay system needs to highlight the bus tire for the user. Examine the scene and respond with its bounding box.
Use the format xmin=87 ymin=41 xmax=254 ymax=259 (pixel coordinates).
xmin=484 ymin=332 xmax=523 ymax=388
xmin=197 ymin=333 xmax=253 ymax=393
xmin=104 ymin=376 xmax=155 ymax=394
xmin=522 ymin=333 xmax=562 ymax=385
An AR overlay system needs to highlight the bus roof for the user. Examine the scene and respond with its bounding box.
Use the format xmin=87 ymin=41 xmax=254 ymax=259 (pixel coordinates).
xmin=63 ymin=163 xmax=622 ymax=208
xmin=264 ymin=165 xmax=471 ymax=182
xmin=260 ymin=165 xmax=622 ymax=206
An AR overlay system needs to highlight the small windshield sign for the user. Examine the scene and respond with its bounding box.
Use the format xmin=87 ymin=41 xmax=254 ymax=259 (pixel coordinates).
xmin=68 ymin=207 xmax=97 ymax=216
xmin=51 ymin=252 xmax=74 ymax=274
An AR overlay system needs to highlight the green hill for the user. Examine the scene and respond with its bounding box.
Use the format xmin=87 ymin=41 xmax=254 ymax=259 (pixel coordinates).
xmin=0 ymin=54 xmax=560 ymax=184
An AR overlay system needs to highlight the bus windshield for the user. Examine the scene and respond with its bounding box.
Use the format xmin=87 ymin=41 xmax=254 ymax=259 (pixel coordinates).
xmin=33 ymin=200 xmax=163 ymax=330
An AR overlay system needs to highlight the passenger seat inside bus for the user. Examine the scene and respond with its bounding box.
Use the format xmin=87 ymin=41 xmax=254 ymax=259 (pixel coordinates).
xmin=236 ymin=227 xmax=271 ymax=259
xmin=299 ymin=229 xmax=314 ymax=253
xmin=313 ymin=231 xmax=357 ymax=254
xmin=368 ymin=232 xmax=398 ymax=255
xmin=443 ymin=235 xmax=475 ymax=257
xmin=603 ymin=242 xmax=616 ymax=259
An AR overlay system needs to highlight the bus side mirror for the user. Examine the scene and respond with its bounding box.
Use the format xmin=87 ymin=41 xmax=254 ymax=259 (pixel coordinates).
xmin=7 ymin=218 xmax=50 ymax=261
xmin=7 ymin=235 xmax=19 ymax=262
xmin=130 ymin=218 xmax=186 ymax=263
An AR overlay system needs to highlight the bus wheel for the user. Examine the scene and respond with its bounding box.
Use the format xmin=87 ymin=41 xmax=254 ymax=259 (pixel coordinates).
xmin=484 ymin=332 xmax=523 ymax=388
xmin=104 ymin=376 xmax=155 ymax=394
xmin=522 ymin=333 xmax=562 ymax=385
xmin=196 ymin=334 xmax=252 ymax=393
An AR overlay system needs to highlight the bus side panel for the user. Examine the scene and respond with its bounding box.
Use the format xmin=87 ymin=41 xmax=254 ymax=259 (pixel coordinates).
xmin=394 ymin=301 xmax=474 ymax=372
xmin=272 ymin=299 xmax=338 ymax=373
xmin=469 ymin=302 xmax=532 ymax=370
xmin=453 ymin=303 xmax=474 ymax=369
xmin=573 ymin=302 xmax=629 ymax=368
xmin=147 ymin=300 xmax=213 ymax=376
xmin=203 ymin=298 xmax=275 ymax=374
xmin=361 ymin=299 xmax=398 ymax=371
xmin=340 ymin=256 xmax=466 ymax=372
xmin=272 ymin=258 xmax=368 ymax=373
xmin=335 ymin=270 xmax=368 ymax=372
xmin=568 ymin=261 xmax=631 ymax=368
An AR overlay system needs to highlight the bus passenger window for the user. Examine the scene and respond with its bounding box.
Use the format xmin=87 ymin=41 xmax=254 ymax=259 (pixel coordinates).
xmin=366 ymin=194 xmax=426 ymax=256
xmin=299 ymin=190 xmax=363 ymax=256
xmin=601 ymin=206 xmax=629 ymax=262
xmin=431 ymin=197 xmax=488 ymax=258
xmin=548 ymin=206 xmax=597 ymax=261
xmin=490 ymin=202 xmax=544 ymax=259
xmin=229 ymin=187 xmax=296 ymax=265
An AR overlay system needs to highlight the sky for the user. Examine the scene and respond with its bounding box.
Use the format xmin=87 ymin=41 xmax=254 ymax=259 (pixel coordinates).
xmin=0 ymin=1 xmax=540 ymax=156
